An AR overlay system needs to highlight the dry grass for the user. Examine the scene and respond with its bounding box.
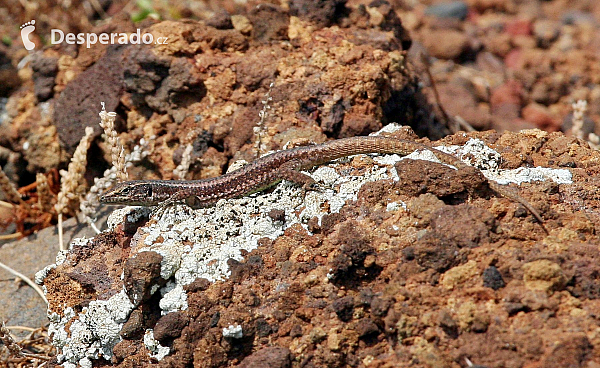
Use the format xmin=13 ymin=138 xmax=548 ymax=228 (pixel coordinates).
xmin=0 ymin=323 xmax=55 ymax=367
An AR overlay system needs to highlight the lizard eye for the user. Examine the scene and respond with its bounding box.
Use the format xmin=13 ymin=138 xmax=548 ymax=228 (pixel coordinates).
xmin=120 ymin=187 xmax=130 ymax=194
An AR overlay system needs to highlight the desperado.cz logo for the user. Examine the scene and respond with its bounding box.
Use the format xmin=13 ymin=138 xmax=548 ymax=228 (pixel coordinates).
xmin=20 ymin=20 xmax=168 ymax=50
xmin=20 ymin=20 xmax=36 ymax=50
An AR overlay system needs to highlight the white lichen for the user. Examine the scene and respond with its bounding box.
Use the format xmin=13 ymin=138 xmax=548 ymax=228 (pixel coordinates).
xmin=106 ymin=206 xmax=152 ymax=231
xmin=159 ymin=283 xmax=188 ymax=314
xmin=44 ymin=125 xmax=574 ymax=367
xmin=49 ymin=292 xmax=134 ymax=367
xmin=222 ymin=324 xmax=243 ymax=339
xmin=144 ymin=330 xmax=170 ymax=360
xmin=386 ymin=201 xmax=406 ymax=212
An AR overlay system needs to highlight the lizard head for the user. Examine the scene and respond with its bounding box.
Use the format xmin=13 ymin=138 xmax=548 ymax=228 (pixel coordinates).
xmin=100 ymin=181 xmax=157 ymax=206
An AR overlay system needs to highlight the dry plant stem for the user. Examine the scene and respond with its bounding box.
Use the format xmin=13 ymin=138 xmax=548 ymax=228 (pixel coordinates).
xmin=88 ymin=0 xmax=108 ymax=18
xmin=4 ymin=326 xmax=37 ymax=332
xmin=80 ymin=104 xmax=128 ymax=227
xmin=99 ymin=102 xmax=127 ymax=181
xmin=454 ymin=115 xmax=475 ymax=132
xmin=571 ymin=100 xmax=587 ymax=140
xmin=35 ymin=173 xmax=53 ymax=212
xmin=420 ymin=53 xmax=456 ymax=133
xmin=571 ymin=100 xmax=599 ymax=149
xmin=0 ymin=232 xmax=22 ymax=240
xmin=55 ymin=126 xmax=94 ymax=250
xmin=0 ymin=200 xmax=14 ymax=208
xmin=90 ymin=221 xmax=100 ymax=234
xmin=0 ymin=166 xmax=23 ymax=205
xmin=173 ymin=144 xmax=193 ymax=180
xmin=1 ymin=322 xmax=22 ymax=357
xmin=21 ymin=351 xmax=53 ymax=360
xmin=58 ymin=213 xmax=64 ymax=251
xmin=0 ymin=261 xmax=48 ymax=305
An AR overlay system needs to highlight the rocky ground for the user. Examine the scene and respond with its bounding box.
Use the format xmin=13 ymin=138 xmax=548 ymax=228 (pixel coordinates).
xmin=1 ymin=0 xmax=600 ymax=367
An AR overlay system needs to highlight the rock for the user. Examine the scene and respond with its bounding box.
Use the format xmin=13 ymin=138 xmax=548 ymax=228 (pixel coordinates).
xmin=119 ymin=309 xmax=145 ymax=339
xmin=522 ymin=103 xmax=560 ymax=131
xmin=332 ymin=296 xmax=355 ymax=322
xmin=205 ymin=10 xmax=233 ymax=30
xmin=357 ymin=318 xmax=380 ymax=338
xmin=247 ymin=4 xmax=290 ymax=42
xmin=504 ymin=19 xmax=532 ymax=37
xmin=431 ymin=205 xmax=495 ymax=249
xmin=370 ymin=296 xmax=391 ymax=317
xmin=308 ymin=326 xmax=327 ymax=343
xmin=503 ymin=48 xmax=523 ymax=70
xmin=522 ymin=259 xmax=567 ymax=293
xmin=425 ymin=1 xmax=469 ymax=21
xmin=395 ymin=159 xmax=486 ymax=199
xmin=436 ymin=82 xmax=491 ymax=129
xmin=123 ymin=251 xmax=165 ymax=305
xmin=539 ymin=334 xmax=592 ymax=368
xmin=441 ymin=260 xmax=479 ymax=290
xmin=419 ymin=28 xmax=470 ymax=59
xmin=153 ymin=312 xmax=189 ymax=343
xmin=53 ymin=45 xmax=123 ymax=154
xmin=289 ymin=0 xmax=347 ymax=28
xmin=490 ymin=80 xmax=523 ymax=119
xmin=0 ymin=44 xmax=20 ymax=97
xmin=239 ymin=346 xmax=292 ymax=368
xmin=482 ymin=266 xmax=505 ymax=290
xmin=533 ymin=20 xmax=560 ymax=48
xmin=562 ymin=11 xmax=598 ymax=26
xmin=30 ymin=54 xmax=58 ymax=101
xmin=438 ymin=310 xmax=458 ymax=338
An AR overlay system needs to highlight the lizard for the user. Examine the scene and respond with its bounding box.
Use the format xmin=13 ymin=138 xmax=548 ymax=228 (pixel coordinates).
xmin=99 ymin=135 xmax=547 ymax=231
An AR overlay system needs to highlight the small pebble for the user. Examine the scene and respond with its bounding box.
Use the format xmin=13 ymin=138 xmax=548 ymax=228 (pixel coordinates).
xmin=425 ymin=1 xmax=469 ymax=21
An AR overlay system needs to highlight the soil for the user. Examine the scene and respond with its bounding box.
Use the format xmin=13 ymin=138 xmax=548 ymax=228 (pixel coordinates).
xmin=1 ymin=0 xmax=600 ymax=367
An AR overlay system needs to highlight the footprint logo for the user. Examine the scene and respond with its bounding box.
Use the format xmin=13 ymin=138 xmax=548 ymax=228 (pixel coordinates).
xmin=20 ymin=20 xmax=36 ymax=51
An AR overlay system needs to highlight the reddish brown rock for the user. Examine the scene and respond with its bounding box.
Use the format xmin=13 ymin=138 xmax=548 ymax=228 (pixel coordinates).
xmin=419 ymin=28 xmax=471 ymax=60
xmin=238 ymin=346 xmax=292 ymax=368
xmin=522 ymin=103 xmax=560 ymax=131
xmin=490 ymin=80 xmax=524 ymax=108
xmin=504 ymin=19 xmax=533 ymax=37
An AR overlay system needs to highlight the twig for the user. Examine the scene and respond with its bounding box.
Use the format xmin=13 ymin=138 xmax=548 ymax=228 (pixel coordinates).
xmin=0 ymin=232 xmax=22 ymax=240
xmin=420 ymin=53 xmax=456 ymax=132
xmin=4 ymin=326 xmax=38 ymax=332
xmin=21 ymin=351 xmax=53 ymax=360
xmin=0 ymin=261 xmax=48 ymax=305
xmin=87 ymin=0 xmax=108 ymax=19
xmin=58 ymin=213 xmax=64 ymax=251
xmin=0 ymin=200 xmax=14 ymax=208
xmin=453 ymin=115 xmax=476 ymax=132
xmin=90 ymin=221 xmax=101 ymax=234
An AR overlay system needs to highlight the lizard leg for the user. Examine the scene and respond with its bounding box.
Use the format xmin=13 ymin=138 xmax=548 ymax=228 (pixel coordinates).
xmin=184 ymin=196 xmax=215 ymax=208
xmin=276 ymin=167 xmax=326 ymax=198
xmin=155 ymin=191 xmax=193 ymax=211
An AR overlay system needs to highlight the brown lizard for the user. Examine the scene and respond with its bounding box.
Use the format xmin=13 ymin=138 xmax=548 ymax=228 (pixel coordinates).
xmin=100 ymin=136 xmax=546 ymax=230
